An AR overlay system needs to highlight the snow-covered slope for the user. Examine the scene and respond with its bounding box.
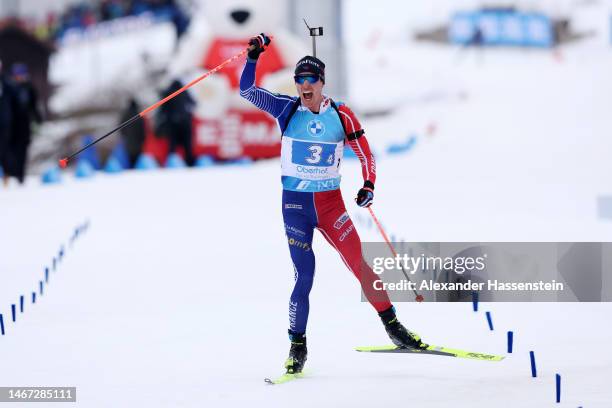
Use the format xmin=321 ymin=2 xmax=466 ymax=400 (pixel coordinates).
xmin=0 ymin=163 xmax=611 ymax=407
xmin=2 ymin=1 xmax=612 ymax=407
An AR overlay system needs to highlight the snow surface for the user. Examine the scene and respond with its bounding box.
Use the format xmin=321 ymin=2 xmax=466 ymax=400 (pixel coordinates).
xmin=2 ymin=0 xmax=612 ymax=407
xmin=0 ymin=166 xmax=611 ymax=407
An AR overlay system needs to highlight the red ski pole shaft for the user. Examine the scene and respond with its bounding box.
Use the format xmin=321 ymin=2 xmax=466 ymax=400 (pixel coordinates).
xmin=58 ymin=40 xmax=268 ymax=168
xmin=367 ymin=206 xmax=424 ymax=302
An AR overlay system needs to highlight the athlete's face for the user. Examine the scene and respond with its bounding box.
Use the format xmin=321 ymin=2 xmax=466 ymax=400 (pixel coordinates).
xmin=295 ymin=72 xmax=324 ymax=112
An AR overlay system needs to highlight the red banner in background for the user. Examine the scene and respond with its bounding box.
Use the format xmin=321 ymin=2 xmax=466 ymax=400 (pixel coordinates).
xmin=142 ymin=109 xmax=281 ymax=164
xmin=193 ymin=109 xmax=280 ymax=159
xmin=142 ymin=36 xmax=287 ymax=164
xmin=203 ymin=38 xmax=285 ymax=88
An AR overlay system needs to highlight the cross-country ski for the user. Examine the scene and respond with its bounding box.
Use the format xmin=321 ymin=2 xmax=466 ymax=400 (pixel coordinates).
xmin=356 ymin=345 xmax=504 ymax=361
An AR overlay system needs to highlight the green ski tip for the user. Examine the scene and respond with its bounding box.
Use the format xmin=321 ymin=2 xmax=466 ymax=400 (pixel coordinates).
xmin=356 ymin=344 xmax=504 ymax=361
xmin=264 ymin=372 xmax=305 ymax=385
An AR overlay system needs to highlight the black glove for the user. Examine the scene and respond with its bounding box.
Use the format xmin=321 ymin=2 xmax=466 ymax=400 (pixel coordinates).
xmin=355 ymin=181 xmax=375 ymax=208
xmin=247 ymin=33 xmax=271 ymax=60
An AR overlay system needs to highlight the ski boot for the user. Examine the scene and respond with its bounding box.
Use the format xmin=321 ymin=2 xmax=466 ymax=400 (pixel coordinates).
xmin=285 ymin=331 xmax=307 ymax=374
xmin=379 ymin=306 xmax=428 ymax=349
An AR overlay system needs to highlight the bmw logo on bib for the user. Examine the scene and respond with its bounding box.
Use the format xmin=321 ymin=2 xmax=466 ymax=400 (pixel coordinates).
xmin=307 ymin=119 xmax=325 ymax=137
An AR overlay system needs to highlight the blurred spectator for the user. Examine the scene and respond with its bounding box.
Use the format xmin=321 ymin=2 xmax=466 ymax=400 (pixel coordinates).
xmin=3 ymin=63 xmax=42 ymax=185
xmin=120 ymin=98 xmax=146 ymax=167
xmin=167 ymin=0 xmax=190 ymax=41
xmin=11 ymin=0 xmax=190 ymax=43
xmin=156 ymin=80 xmax=195 ymax=166
xmin=100 ymin=0 xmax=126 ymax=22
xmin=0 ymin=60 xmax=18 ymax=186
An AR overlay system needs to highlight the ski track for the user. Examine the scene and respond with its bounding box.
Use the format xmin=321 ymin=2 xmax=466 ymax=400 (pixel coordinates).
xmin=1 ymin=164 xmax=611 ymax=407
xmin=2 ymin=1 xmax=612 ymax=406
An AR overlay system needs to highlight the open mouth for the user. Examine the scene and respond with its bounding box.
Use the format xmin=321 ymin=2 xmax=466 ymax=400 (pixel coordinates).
xmin=302 ymin=91 xmax=313 ymax=101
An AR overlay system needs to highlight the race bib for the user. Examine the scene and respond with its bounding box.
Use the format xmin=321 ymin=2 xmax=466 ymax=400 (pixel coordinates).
xmin=291 ymin=141 xmax=337 ymax=167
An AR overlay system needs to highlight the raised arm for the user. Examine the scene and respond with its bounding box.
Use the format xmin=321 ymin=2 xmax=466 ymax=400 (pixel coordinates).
xmin=239 ymin=59 xmax=295 ymax=119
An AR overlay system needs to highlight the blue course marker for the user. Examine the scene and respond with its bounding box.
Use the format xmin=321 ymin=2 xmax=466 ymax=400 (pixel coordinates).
xmin=0 ymin=314 xmax=4 ymax=335
xmin=20 ymin=295 xmax=24 ymax=313
xmin=486 ymin=311 xmax=494 ymax=330
xmin=39 ymin=280 xmax=44 ymax=296
xmin=52 ymin=257 xmax=57 ymax=271
xmin=556 ymin=373 xmax=561 ymax=403
xmin=530 ymin=351 xmax=537 ymax=377
xmin=195 ymin=155 xmax=214 ymax=167
xmin=507 ymin=331 xmax=514 ymax=353
xmin=472 ymin=291 xmax=479 ymax=312
xmin=11 ymin=304 xmax=16 ymax=322
xmin=32 ymin=292 xmax=36 ymax=304
xmin=75 ymin=158 xmax=96 ymax=179
xmin=45 ymin=267 xmax=49 ymax=283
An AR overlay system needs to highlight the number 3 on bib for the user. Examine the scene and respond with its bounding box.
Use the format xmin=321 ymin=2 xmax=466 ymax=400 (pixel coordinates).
xmin=292 ymin=141 xmax=337 ymax=167
xmin=306 ymin=145 xmax=323 ymax=164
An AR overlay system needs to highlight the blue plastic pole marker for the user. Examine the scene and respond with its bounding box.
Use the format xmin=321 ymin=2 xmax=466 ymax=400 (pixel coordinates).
xmin=556 ymin=373 xmax=561 ymax=403
xmin=110 ymin=140 xmax=130 ymax=169
xmin=11 ymin=304 xmax=16 ymax=322
xmin=135 ymin=153 xmax=159 ymax=170
xmin=80 ymin=135 xmax=102 ymax=169
xmin=486 ymin=311 xmax=494 ymax=330
xmin=20 ymin=295 xmax=24 ymax=313
xmin=104 ymin=155 xmax=124 ymax=174
xmin=196 ymin=155 xmax=214 ymax=167
xmin=39 ymin=280 xmax=44 ymax=295
xmin=530 ymin=351 xmax=537 ymax=377
xmin=165 ymin=153 xmax=187 ymax=169
xmin=0 ymin=314 xmax=4 ymax=335
xmin=75 ymin=159 xmax=96 ymax=179
xmin=32 ymin=292 xmax=36 ymax=304
xmin=41 ymin=165 xmax=62 ymax=184
xmin=507 ymin=331 xmax=514 ymax=353
xmin=229 ymin=157 xmax=253 ymax=165
xmin=45 ymin=267 xmax=49 ymax=283
xmin=472 ymin=291 xmax=479 ymax=312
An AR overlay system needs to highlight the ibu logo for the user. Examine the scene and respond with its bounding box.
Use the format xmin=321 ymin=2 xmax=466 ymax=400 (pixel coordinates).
xmin=307 ymin=119 xmax=325 ymax=137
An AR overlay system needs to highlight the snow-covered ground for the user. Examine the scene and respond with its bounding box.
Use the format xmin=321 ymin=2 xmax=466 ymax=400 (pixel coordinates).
xmin=2 ymin=1 xmax=612 ymax=407
xmin=0 ymin=165 xmax=611 ymax=407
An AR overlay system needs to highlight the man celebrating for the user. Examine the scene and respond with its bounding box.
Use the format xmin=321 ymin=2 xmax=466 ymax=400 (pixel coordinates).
xmin=239 ymin=34 xmax=426 ymax=375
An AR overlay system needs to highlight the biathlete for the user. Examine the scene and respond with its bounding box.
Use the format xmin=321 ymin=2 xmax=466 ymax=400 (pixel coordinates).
xmin=239 ymin=33 xmax=427 ymax=375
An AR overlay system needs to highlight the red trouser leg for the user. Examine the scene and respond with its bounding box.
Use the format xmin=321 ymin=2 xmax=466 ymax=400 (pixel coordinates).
xmin=314 ymin=190 xmax=392 ymax=312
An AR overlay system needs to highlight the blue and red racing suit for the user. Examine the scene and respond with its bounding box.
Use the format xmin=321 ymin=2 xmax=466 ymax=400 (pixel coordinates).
xmin=240 ymin=59 xmax=392 ymax=335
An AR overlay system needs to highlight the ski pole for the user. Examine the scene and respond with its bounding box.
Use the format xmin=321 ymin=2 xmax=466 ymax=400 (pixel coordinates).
xmin=367 ymin=206 xmax=424 ymax=302
xmin=58 ymin=41 xmax=269 ymax=168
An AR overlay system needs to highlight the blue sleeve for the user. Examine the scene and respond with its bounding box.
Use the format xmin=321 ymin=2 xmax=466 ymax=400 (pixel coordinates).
xmin=239 ymin=59 xmax=296 ymax=121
